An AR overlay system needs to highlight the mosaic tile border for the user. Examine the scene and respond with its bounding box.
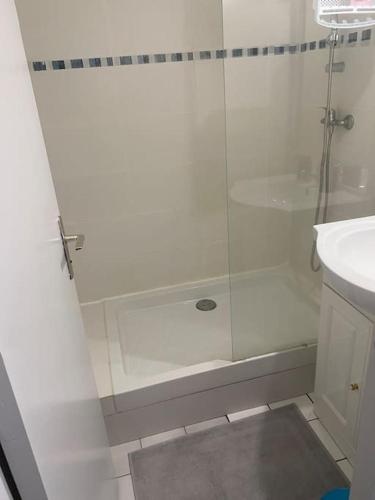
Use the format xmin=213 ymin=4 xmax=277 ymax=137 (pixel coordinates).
xmin=31 ymin=28 xmax=372 ymax=72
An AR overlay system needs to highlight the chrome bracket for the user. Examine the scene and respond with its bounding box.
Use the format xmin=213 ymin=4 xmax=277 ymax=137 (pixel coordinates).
xmin=325 ymin=61 xmax=345 ymax=73
xmin=58 ymin=216 xmax=85 ymax=280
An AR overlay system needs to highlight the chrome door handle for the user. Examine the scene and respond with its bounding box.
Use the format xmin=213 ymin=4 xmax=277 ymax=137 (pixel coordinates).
xmin=64 ymin=233 xmax=85 ymax=251
xmin=58 ymin=216 xmax=85 ymax=280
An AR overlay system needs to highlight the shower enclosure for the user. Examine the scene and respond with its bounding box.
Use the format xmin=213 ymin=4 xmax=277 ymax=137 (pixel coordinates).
xmin=14 ymin=0 xmax=375 ymax=435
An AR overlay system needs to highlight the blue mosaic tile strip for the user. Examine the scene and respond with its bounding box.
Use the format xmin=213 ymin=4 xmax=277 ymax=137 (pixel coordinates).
xmin=71 ymin=58 xmax=84 ymax=69
xmin=33 ymin=61 xmax=47 ymax=71
xmin=171 ymin=52 xmax=183 ymax=62
xmin=199 ymin=50 xmax=212 ymax=59
xmin=362 ymin=28 xmax=372 ymax=41
xmin=52 ymin=60 xmax=65 ymax=70
xmin=120 ymin=56 xmax=132 ymax=65
xmin=319 ymin=39 xmax=327 ymax=49
xmin=216 ymin=49 xmax=226 ymax=59
xmin=248 ymin=48 xmax=258 ymax=56
xmin=31 ymin=28 xmax=373 ymax=72
xmin=232 ymin=48 xmax=243 ymax=57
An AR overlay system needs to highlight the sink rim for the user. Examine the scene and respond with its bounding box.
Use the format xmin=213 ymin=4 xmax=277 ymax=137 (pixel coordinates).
xmin=315 ymin=216 xmax=375 ymax=295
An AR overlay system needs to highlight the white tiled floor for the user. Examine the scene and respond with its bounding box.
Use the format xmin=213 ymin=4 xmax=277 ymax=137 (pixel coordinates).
xmin=114 ymin=394 xmax=351 ymax=499
xmin=269 ymin=395 xmax=317 ymax=421
xmin=185 ymin=416 xmax=228 ymax=434
xmin=337 ymin=459 xmax=354 ymax=482
xmin=118 ymin=475 xmax=135 ymax=500
xmin=227 ymin=405 xmax=269 ymax=422
xmin=308 ymin=419 xmax=345 ymax=461
xmin=141 ymin=428 xmax=186 ymax=448
xmin=111 ymin=440 xmax=141 ymax=477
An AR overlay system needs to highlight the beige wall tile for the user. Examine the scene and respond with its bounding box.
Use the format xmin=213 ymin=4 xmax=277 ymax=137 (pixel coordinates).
xmin=107 ymin=0 xmax=224 ymax=55
xmin=29 ymin=57 xmax=228 ymax=301
xmin=16 ymin=0 xmax=223 ymax=60
xmin=223 ymin=0 xmax=306 ymax=48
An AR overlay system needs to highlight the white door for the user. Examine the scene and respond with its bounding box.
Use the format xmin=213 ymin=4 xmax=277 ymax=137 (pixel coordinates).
xmin=0 ymin=1 xmax=116 ymax=499
xmin=315 ymin=285 xmax=373 ymax=461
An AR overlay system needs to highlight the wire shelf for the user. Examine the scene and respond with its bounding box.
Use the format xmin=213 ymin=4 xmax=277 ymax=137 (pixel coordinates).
xmin=314 ymin=0 xmax=375 ymax=28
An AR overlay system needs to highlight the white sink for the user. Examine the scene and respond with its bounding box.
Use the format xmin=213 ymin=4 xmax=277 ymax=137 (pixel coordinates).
xmin=315 ymin=216 xmax=375 ymax=316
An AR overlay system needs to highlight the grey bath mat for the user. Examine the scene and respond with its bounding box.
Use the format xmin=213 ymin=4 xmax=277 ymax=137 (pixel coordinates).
xmin=129 ymin=404 xmax=349 ymax=500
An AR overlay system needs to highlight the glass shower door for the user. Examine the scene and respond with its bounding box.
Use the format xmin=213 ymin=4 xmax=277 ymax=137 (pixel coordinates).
xmin=224 ymin=0 xmax=322 ymax=361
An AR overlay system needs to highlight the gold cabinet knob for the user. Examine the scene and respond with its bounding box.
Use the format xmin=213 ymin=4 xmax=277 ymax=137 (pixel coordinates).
xmin=350 ymin=383 xmax=359 ymax=391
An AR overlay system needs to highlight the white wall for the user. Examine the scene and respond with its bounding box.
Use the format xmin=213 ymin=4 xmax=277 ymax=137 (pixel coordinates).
xmin=15 ymin=0 xmax=224 ymax=59
xmin=15 ymin=0 xmax=229 ymax=303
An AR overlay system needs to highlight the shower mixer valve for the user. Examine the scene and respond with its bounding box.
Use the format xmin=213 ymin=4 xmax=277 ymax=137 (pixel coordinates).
xmin=320 ymin=108 xmax=355 ymax=130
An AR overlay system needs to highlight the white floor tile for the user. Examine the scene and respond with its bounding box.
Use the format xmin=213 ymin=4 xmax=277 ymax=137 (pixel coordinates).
xmin=269 ymin=395 xmax=317 ymax=421
xmin=111 ymin=440 xmax=141 ymax=477
xmin=228 ymin=405 xmax=269 ymax=422
xmin=309 ymin=420 xmax=345 ymax=461
xmin=185 ymin=416 xmax=228 ymax=434
xmin=118 ymin=475 xmax=135 ymax=500
xmin=141 ymin=427 xmax=186 ymax=448
xmin=337 ymin=459 xmax=354 ymax=482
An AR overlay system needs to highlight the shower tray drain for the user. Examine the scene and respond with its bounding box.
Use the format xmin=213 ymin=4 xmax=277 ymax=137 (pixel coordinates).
xmin=196 ymin=299 xmax=217 ymax=311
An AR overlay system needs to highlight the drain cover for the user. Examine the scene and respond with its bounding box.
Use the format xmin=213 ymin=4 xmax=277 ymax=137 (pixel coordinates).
xmin=196 ymin=299 xmax=217 ymax=311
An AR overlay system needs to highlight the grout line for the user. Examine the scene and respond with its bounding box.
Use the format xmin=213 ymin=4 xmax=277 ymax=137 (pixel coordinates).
xmin=310 ymin=419 xmax=347 ymax=462
xmin=306 ymin=393 xmax=314 ymax=404
xmin=135 ymin=407 xmax=318 ymax=442
xmin=117 ymin=472 xmax=131 ymax=478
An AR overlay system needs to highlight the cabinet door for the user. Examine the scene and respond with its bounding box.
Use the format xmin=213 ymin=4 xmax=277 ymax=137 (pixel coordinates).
xmin=315 ymin=285 xmax=373 ymax=461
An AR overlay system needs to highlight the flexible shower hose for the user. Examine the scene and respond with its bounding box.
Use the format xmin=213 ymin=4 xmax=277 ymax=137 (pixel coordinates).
xmin=310 ymin=29 xmax=338 ymax=272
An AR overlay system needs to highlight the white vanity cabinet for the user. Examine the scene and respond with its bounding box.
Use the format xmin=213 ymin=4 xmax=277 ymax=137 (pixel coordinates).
xmin=314 ymin=284 xmax=374 ymax=462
